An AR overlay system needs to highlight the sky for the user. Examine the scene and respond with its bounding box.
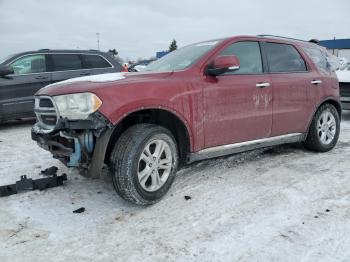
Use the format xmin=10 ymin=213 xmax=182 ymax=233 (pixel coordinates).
xmin=0 ymin=0 xmax=349 ymax=61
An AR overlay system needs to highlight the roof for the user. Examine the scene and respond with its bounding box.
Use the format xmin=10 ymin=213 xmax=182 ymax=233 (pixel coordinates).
xmin=257 ymin=34 xmax=309 ymax=43
xmin=319 ymin=39 xmax=350 ymax=49
xmin=1 ymin=49 xmax=111 ymax=65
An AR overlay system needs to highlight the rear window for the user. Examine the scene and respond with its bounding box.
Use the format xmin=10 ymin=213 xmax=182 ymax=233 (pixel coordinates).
xmin=264 ymin=43 xmax=307 ymax=73
xmin=81 ymin=54 xmax=112 ymax=69
xmin=51 ymin=54 xmax=82 ymax=71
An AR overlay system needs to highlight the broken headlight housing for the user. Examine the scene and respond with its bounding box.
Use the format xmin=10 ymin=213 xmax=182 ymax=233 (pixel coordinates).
xmin=53 ymin=93 xmax=102 ymax=120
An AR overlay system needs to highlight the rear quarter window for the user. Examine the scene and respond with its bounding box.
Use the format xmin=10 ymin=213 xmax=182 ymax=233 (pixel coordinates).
xmin=302 ymin=46 xmax=338 ymax=73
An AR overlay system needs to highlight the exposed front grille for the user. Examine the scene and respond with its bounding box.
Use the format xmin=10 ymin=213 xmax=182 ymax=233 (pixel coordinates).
xmin=34 ymin=96 xmax=58 ymax=130
xmin=340 ymin=82 xmax=350 ymax=97
xmin=39 ymin=98 xmax=54 ymax=108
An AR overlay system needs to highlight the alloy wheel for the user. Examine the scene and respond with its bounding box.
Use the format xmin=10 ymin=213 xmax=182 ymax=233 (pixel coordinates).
xmin=317 ymin=110 xmax=336 ymax=145
xmin=138 ymin=139 xmax=173 ymax=192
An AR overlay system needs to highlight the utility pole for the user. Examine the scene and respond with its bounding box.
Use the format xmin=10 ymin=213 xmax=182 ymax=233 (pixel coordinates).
xmin=96 ymin=32 xmax=100 ymax=50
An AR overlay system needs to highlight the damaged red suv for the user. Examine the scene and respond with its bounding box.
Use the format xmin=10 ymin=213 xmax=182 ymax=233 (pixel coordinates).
xmin=32 ymin=35 xmax=341 ymax=205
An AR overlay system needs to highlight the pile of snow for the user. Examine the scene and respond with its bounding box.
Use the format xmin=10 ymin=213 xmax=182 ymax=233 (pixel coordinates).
xmin=1 ymin=116 xmax=350 ymax=261
xmin=336 ymin=57 xmax=350 ymax=83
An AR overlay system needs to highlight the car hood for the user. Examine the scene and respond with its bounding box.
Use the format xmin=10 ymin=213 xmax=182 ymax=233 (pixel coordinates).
xmin=36 ymin=71 xmax=174 ymax=96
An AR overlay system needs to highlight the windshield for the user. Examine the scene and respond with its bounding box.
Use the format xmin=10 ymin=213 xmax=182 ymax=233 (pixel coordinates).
xmin=144 ymin=40 xmax=221 ymax=72
xmin=0 ymin=54 xmax=13 ymax=64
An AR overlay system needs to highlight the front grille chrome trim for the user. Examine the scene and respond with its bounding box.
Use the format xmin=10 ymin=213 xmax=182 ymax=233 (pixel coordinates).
xmin=34 ymin=96 xmax=60 ymax=132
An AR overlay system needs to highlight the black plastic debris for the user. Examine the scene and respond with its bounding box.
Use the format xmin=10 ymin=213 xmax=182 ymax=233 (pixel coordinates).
xmin=73 ymin=207 xmax=85 ymax=214
xmin=41 ymin=166 xmax=58 ymax=176
xmin=184 ymin=195 xmax=191 ymax=200
xmin=0 ymin=167 xmax=67 ymax=197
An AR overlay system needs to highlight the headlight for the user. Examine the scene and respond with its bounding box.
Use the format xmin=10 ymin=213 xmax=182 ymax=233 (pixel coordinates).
xmin=53 ymin=93 xmax=102 ymax=120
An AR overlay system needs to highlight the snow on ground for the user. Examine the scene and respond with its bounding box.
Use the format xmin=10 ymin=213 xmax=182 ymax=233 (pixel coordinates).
xmin=1 ymin=114 xmax=350 ymax=262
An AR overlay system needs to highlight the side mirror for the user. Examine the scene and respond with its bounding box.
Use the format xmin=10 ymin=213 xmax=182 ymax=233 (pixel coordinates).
xmin=206 ymin=55 xmax=240 ymax=76
xmin=0 ymin=65 xmax=14 ymax=77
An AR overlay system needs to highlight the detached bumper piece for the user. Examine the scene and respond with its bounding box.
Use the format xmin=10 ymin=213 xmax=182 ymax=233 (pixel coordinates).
xmin=0 ymin=167 xmax=67 ymax=197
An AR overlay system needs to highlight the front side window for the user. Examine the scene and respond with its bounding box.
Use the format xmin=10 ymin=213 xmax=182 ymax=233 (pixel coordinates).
xmin=82 ymin=55 xmax=112 ymax=69
xmin=220 ymin=41 xmax=263 ymax=74
xmin=51 ymin=54 xmax=82 ymax=71
xmin=10 ymin=54 xmax=46 ymax=75
xmin=264 ymin=43 xmax=307 ymax=72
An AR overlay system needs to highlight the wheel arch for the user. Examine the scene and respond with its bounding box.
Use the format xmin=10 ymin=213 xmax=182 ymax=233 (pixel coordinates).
xmin=306 ymin=97 xmax=342 ymax=135
xmin=317 ymin=97 xmax=342 ymax=119
xmin=104 ymin=108 xmax=192 ymax=166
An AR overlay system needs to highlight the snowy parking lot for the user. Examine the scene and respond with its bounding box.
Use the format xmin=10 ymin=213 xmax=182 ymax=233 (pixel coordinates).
xmin=1 ymin=113 xmax=350 ymax=262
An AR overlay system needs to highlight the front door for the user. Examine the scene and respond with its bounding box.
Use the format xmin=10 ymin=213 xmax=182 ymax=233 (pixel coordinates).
xmin=203 ymin=41 xmax=272 ymax=148
xmin=0 ymin=54 xmax=51 ymax=119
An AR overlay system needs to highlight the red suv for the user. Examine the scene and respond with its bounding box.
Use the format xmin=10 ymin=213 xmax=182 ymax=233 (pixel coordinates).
xmin=32 ymin=35 xmax=341 ymax=205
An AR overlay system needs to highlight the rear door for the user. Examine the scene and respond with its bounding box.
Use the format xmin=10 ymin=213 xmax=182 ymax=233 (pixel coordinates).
xmin=49 ymin=53 xmax=87 ymax=83
xmin=302 ymin=46 xmax=340 ymax=105
xmin=0 ymin=54 xmax=51 ymax=118
xmin=203 ymin=41 xmax=272 ymax=147
xmin=80 ymin=54 xmax=116 ymax=74
xmin=262 ymin=42 xmax=315 ymax=136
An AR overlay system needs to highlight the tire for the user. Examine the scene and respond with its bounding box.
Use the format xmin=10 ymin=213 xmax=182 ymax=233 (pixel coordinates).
xmin=304 ymin=103 xmax=340 ymax=152
xmin=109 ymin=124 xmax=179 ymax=205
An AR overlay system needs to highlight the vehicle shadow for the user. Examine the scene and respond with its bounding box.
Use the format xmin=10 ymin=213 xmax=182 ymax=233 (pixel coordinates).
xmin=0 ymin=118 xmax=36 ymax=131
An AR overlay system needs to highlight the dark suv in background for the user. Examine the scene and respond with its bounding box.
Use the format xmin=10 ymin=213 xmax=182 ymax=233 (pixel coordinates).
xmin=0 ymin=50 xmax=122 ymax=122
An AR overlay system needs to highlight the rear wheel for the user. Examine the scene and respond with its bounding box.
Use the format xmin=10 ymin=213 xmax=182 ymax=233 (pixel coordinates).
xmin=110 ymin=124 xmax=178 ymax=205
xmin=304 ymin=103 xmax=340 ymax=152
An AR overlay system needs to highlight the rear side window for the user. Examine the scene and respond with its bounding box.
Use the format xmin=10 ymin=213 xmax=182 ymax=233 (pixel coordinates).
xmin=10 ymin=54 xmax=46 ymax=75
xmin=264 ymin=43 xmax=307 ymax=72
xmin=81 ymin=55 xmax=112 ymax=69
xmin=220 ymin=41 xmax=263 ymax=74
xmin=51 ymin=54 xmax=82 ymax=71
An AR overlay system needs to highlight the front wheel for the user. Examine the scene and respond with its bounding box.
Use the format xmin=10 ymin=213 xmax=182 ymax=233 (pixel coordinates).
xmin=110 ymin=124 xmax=179 ymax=205
xmin=304 ymin=103 xmax=340 ymax=152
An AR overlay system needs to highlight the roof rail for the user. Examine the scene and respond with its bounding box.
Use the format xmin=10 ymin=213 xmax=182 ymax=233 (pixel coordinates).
xmin=257 ymin=35 xmax=309 ymax=43
xmin=38 ymin=48 xmax=50 ymax=51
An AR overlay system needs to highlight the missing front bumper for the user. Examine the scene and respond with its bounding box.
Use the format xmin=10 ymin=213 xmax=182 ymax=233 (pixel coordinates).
xmin=31 ymin=112 xmax=113 ymax=178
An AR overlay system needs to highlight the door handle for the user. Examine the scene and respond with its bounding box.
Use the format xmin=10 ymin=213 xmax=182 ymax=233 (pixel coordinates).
xmin=311 ymin=80 xmax=322 ymax=85
xmin=256 ymin=82 xmax=270 ymax=88
xmin=80 ymin=72 xmax=90 ymax=76
xmin=35 ymin=75 xmax=48 ymax=80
